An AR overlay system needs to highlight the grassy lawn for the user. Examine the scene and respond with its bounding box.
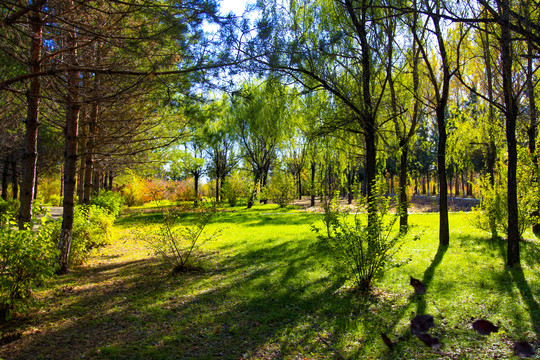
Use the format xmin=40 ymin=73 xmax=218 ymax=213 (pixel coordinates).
xmin=1 ymin=204 xmax=540 ymax=359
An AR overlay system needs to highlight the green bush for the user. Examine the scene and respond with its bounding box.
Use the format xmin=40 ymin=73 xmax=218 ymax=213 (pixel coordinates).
xmin=90 ymin=190 xmax=124 ymax=217
xmin=312 ymin=185 xmax=404 ymax=292
xmin=264 ymin=172 xmax=296 ymax=207
xmin=221 ymin=173 xmax=249 ymax=207
xmin=52 ymin=205 xmax=115 ymax=266
xmin=0 ymin=215 xmax=58 ymax=322
xmin=471 ymin=147 xmax=539 ymax=240
xmin=140 ymin=205 xmax=220 ymax=272
xmin=0 ymin=199 xmax=20 ymax=224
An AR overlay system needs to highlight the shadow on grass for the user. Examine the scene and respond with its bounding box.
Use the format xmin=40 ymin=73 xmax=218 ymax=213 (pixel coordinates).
xmin=509 ymin=267 xmax=540 ymax=337
xmin=417 ymin=245 xmax=448 ymax=315
xmin=0 ymin=238 xmax=352 ymax=360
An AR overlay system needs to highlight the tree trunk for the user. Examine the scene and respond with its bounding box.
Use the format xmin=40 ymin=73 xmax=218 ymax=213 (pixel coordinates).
xmin=57 ymin=6 xmax=80 ymax=274
xmin=461 ymin=172 xmax=466 ymax=197
xmin=399 ymin=147 xmax=409 ymax=231
xmin=77 ymin=106 xmax=87 ymax=203
xmin=60 ymin=165 xmax=63 ymax=197
xmin=480 ymin=14 xmax=498 ymax=188
xmin=18 ymin=5 xmax=43 ymax=228
xmin=347 ymin=167 xmax=354 ymax=204
xmin=500 ymin=0 xmax=520 ymax=267
xmin=83 ymin=102 xmax=96 ymax=205
xmin=83 ymin=54 xmax=100 ymax=204
xmin=297 ymin=172 xmax=302 ymax=200
xmin=11 ymin=153 xmax=18 ymax=200
xmin=34 ymin=168 xmax=38 ymax=200
xmin=437 ymin=104 xmax=449 ymax=246
xmin=215 ymin=177 xmax=219 ymax=203
xmin=526 ymin=39 xmax=539 ymax=224
xmin=247 ymin=173 xmax=260 ymax=209
xmin=93 ymin=171 xmax=100 ymax=197
xmin=468 ymin=172 xmax=473 ymax=197
xmin=194 ymin=172 xmax=199 ymax=207
xmin=310 ymin=160 xmax=316 ymax=206
xmin=1 ymin=157 xmax=8 ymax=200
xmin=364 ymin=124 xmax=378 ymax=224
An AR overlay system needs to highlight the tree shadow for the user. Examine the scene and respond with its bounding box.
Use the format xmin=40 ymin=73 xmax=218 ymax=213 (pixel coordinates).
xmin=416 ymin=245 xmax=448 ymax=315
xmin=0 ymin=237 xmax=349 ymax=360
xmin=509 ymin=267 xmax=540 ymax=337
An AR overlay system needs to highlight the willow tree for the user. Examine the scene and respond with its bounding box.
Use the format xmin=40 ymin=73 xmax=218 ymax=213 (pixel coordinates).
xmin=249 ymin=0 xmax=396 ymax=224
xmin=231 ymin=79 xmax=289 ymax=208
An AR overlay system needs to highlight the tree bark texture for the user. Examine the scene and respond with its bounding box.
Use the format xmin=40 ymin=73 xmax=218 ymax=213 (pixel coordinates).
xmin=399 ymin=147 xmax=409 ymax=230
xmin=500 ymin=0 xmax=520 ymax=267
xmin=310 ymin=160 xmax=316 ymax=207
xmin=57 ymin=5 xmax=80 ymax=274
xmin=19 ymin=5 xmax=43 ymax=228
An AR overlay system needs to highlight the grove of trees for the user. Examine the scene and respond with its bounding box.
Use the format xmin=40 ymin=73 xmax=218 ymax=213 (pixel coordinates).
xmin=1 ymin=0 xmax=539 ymax=271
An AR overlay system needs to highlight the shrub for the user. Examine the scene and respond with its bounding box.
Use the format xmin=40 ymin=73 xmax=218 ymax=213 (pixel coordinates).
xmin=91 ymin=190 xmax=124 ymax=217
xmin=0 ymin=215 xmax=58 ymax=321
xmin=51 ymin=205 xmax=115 ymax=266
xmin=140 ymin=205 xmax=220 ymax=272
xmin=264 ymin=172 xmax=296 ymax=207
xmin=312 ymin=185 xmax=404 ymax=292
xmin=471 ymin=147 xmax=538 ymax=240
xmin=0 ymin=199 xmax=19 ymax=224
xmin=221 ymin=174 xmax=249 ymax=207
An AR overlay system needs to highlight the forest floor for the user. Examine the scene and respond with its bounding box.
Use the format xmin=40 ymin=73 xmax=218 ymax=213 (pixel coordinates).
xmin=1 ymin=202 xmax=539 ymax=360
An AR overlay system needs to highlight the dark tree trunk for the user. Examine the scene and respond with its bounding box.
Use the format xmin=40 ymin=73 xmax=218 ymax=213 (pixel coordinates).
xmin=77 ymin=109 xmax=87 ymax=202
xmin=461 ymin=173 xmax=466 ymax=198
xmin=60 ymin=165 xmax=63 ymax=197
xmin=399 ymin=147 xmax=409 ymax=231
xmin=526 ymin=40 xmax=539 ymax=222
xmin=215 ymin=177 xmax=219 ymax=203
xmin=297 ymin=172 xmax=302 ymax=200
xmin=247 ymin=173 xmax=260 ymax=209
xmin=1 ymin=157 xmax=8 ymax=200
xmin=500 ymin=0 xmax=520 ymax=267
xmin=438 ymin=111 xmax=449 ymax=246
xmin=93 ymin=171 xmax=100 ymax=197
xmin=194 ymin=172 xmax=199 ymax=207
xmin=19 ymin=5 xmax=43 ymax=228
xmin=83 ymin=66 xmax=100 ymax=205
xmin=108 ymin=173 xmax=113 ymax=190
xmin=468 ymin=172 xmax=473 ymax=197
xmin=11 ymin=153 xmax=18 ymax=200
xmin=433 ymin=12 xmax=451 ymax=246
xmin=34 ymin=168 xmax=38 ymax=200
xmin=481 ymin=17 xmax=498 ymax=187
xmin=364 ymin=125 xmax=377 ymax=224
xmin=310 ymin=160 xmax=316 ymax=206
xmin=57 ymin=7 xmax=80 ymax=274
xmin=260 ymin=164 xmax=270 ymax=205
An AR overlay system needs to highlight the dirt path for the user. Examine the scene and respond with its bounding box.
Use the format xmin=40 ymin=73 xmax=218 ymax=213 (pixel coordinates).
xmin=291 ymin=194 xmax=480 ymax=212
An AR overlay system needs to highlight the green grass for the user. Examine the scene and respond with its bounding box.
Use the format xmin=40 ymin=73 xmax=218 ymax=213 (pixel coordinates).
xmin=1 ymin=205 xmax=540 ymax=359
